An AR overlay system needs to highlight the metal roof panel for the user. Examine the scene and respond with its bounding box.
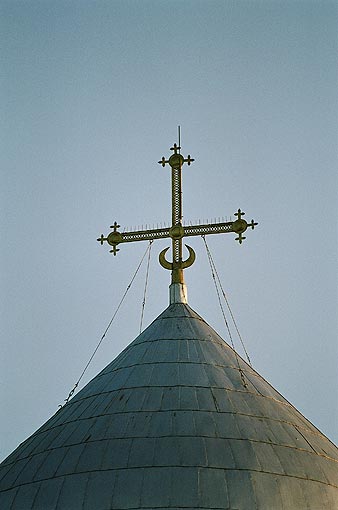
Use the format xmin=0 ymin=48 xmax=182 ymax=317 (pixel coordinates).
xmin=140 ymin=467 xmax=170 ymax=508
xmin=171 ymin=467 xmax=199 ymax=507
xmin=11 ymin=483 xmax=40 ymax=510
xmin=101 ymin=438 xmax=132 ymax=469
xmin=56 ymin=473 xmax=88 ymax=510
xmin=83 ymin=471 xmax=116 ymax=510
xmin=55 ymin=444 xmax=85 ymax=476
xmin=33 ymin=478 xmax=63 ymax=510
xmin=198 ymin=467 xmax=230 ymax=508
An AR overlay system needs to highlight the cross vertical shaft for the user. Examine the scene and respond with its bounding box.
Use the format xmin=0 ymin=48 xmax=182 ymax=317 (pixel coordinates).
xmin=172 ymin=165 xmax=182 ymax=264
xmin=159 ymin=143 xmax=195 ymax=288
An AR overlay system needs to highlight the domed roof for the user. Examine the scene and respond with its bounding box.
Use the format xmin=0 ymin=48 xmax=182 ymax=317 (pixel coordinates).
xmin=0 ymin=302 xmax=337 ymax=509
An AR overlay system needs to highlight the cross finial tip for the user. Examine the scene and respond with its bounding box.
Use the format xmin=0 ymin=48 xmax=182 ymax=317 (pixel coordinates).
xmin=249 ymin=219 xmax=258 ymax=230
xmin=170 ymin=143 xmax=181 ymax=154
xmin=158 ymin=157 xmax=167 ymax=167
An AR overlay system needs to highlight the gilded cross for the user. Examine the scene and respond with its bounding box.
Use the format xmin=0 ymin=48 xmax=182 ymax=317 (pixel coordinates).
xmin=98 ymin=141 xmax=257 ymax=295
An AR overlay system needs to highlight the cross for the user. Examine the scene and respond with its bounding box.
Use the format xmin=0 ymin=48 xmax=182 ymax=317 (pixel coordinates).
xmin=97 ymin=141 xmax=257 ymax=294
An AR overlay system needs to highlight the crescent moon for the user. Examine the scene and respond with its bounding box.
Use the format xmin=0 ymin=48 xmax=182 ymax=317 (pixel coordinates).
xmin=159 ymin=247 xmax=173 ymax=270
xmin=159 ymin=244 xmax=196 ymax=270
xmin=181 ymin=245 xmax=196 ymax=269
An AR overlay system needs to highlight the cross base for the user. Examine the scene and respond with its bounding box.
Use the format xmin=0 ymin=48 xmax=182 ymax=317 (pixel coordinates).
xmin=169 ymin=282 xmax=188 ymax=304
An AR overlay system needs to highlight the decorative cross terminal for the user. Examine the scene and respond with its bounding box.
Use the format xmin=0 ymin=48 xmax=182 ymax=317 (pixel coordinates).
xmin=97 ymin=140 xmax=257 ymax=295
xmin=159 ymin=143 xmax=194 ymax=168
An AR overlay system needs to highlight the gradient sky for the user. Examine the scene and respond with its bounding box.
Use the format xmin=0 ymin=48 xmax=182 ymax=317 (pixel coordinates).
xmin=1 ymin=0 xmax=337 ymax=461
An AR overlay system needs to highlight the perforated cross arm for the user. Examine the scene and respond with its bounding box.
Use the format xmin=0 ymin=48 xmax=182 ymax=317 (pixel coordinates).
xmin=119 ymin=227 xmax=171 ymax=243
xmin=183 ymin=221 xmax=234 ymax=237
xmin=97 ymin=225 xmax=171 ymax=254
xmin=183 ymin=214 xmax=257 ymax=244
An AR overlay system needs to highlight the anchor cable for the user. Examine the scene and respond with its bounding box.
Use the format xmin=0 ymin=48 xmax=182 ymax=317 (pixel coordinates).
xmin=202 ymin=235 xmax=252 ymax=366
xmin=62 ymin=241 xmax=153 ymax=406
xmin=139 ymin=240 xmax=153 ymax=333
xmin=202 ymin=235 xmax=251 ymax=388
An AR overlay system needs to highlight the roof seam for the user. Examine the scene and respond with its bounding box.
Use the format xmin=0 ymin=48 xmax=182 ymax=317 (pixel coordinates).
xmin=34 ymin=410 xmax=319 ymax=447
xmin=68 ymin=384 xmax=293 ymax=411
xmin=97 ymin=361 xmax=257 ymax=374
xmin=9 ymin=416 xmax=338 ymax=465
xmin=126 ymin=336 xmax=226 ymax=347
xmin=2 ymin=466 xmax=337 ymax=493
xmin=4 ymin=436 xmax=337 ymax=465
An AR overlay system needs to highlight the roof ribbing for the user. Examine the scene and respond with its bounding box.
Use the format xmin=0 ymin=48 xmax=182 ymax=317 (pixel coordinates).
xmin=0 ymin=303 xmax=337 ymax=509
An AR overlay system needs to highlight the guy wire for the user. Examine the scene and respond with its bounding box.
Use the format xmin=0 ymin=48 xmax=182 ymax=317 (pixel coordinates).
xmin=139 ymin=240 xmax=153 ymax=333
xmin=202 ymin=235 xmax=249 ymax=389
xmin=61 ymin=241 xmax=153 ymax=407
xmin=202 ymin=235 xmax=252 ymax=366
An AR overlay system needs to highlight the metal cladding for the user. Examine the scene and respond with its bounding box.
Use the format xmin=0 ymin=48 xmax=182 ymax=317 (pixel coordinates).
xmin=1 ymin=303 xmax=337 ymax=509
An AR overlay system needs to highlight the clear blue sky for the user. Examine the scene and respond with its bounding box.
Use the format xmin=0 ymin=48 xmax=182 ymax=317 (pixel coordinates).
xmin=1 ymin=0 xmax=337 ymax=461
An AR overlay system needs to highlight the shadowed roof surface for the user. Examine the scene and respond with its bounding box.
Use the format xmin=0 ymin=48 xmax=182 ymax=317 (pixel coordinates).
xmin=0 ymin=303 xmax=337 ymax=509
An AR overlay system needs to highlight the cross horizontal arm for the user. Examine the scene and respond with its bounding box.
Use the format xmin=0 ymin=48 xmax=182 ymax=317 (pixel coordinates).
xmin=98 ymin=226 xmax=172 ymax=254
xmin=118 ymin=227 xmax=171 ymax=243
xmin=182 ymin=221 xmax=234 ymax=237
xmin=182 ymin=216 xmax=256 ymax=244
xmin=98 ymin=222 xmax=235 ymax=250
xmin=98 ymin=213 xmax=257 ymax=254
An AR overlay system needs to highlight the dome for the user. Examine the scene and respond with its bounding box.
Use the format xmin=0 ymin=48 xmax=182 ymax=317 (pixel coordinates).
xmin=0 ymin=302 xmax=337 ymax=509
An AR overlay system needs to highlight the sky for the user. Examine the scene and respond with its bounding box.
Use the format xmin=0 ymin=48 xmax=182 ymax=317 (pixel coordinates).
xmin=1 ymin=0 xmax=337 ymax=461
